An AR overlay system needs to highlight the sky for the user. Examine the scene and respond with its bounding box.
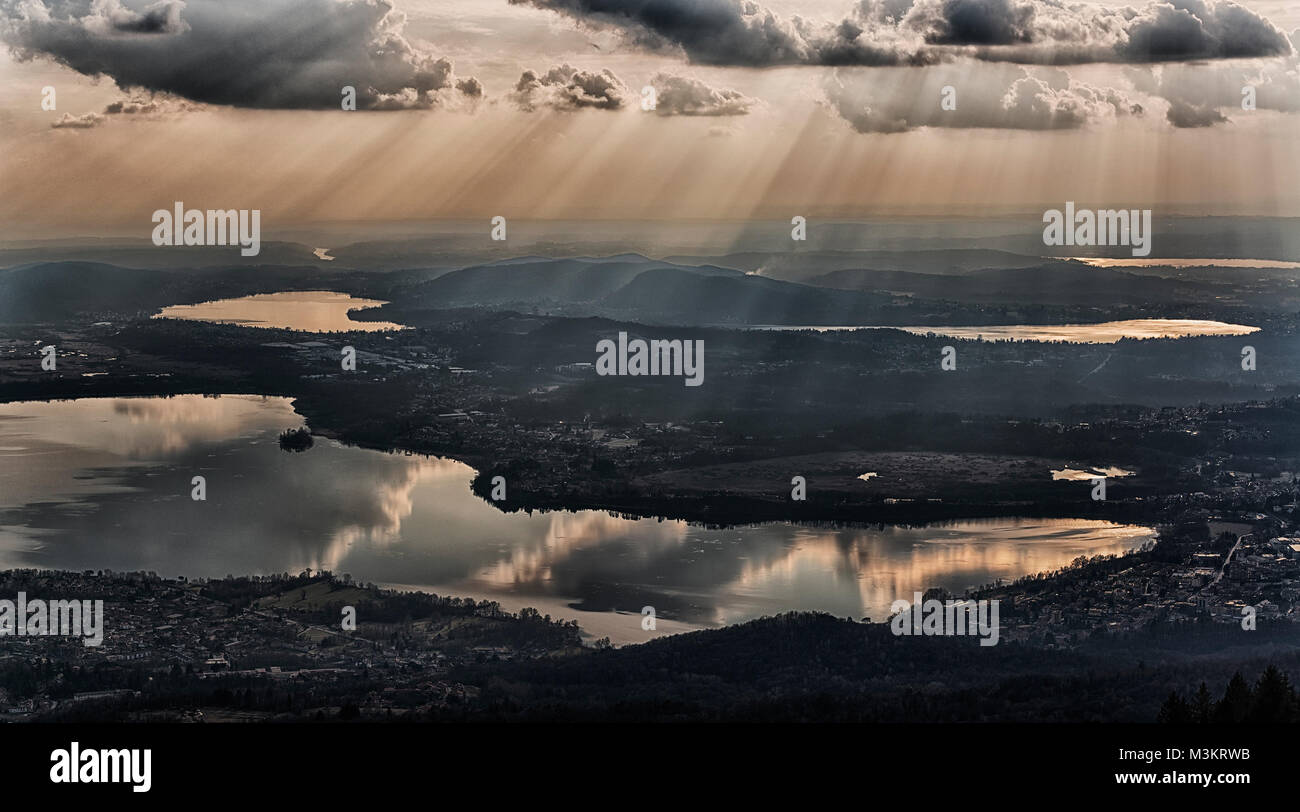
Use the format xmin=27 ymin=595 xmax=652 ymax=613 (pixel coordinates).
xmin=0 ymin=0 xmax=1297 ymax=238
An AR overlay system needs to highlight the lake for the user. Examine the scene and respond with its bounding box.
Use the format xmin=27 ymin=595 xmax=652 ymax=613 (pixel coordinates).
xmin=753 ymin=319 xmax=1259 ymax=343
xmin=155 ymin=292 xmax=1258 ymax=346
xmin=1071 ymin=257 xmax=1300 ymax=269
xmin=154 ymin=291 xmax=406 ymax=332
xmin=0 ymin=395 xmax=1155 ymax=643
xmin=1052 ymin=467 xmax=1134 ymax=481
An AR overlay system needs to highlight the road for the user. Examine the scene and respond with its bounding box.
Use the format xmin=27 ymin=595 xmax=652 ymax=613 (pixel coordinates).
xmin=1210 ymin=533 xmax=1249 ymax=587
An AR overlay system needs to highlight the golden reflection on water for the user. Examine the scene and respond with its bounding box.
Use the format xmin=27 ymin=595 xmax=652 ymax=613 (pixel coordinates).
xmin=0 ymin=394 xmax=294 ymax=457
xmin=722 ymin=519 xmax=1152 ymax=625
xmin=764 ymin=319 xmax=1259 ymax=343
xmin=154 ymin=290 xmax=406 ymax=332
xmin=1051 ymin=466 xmax=1135 ymax=481
xmin=0 ymin=396 xmax=1157 ymax=644
xmin=476 ymin=512 xmax=688 ymax=588
xmin=1072 ymin=258 xmax=1300 ymax=269
xmin=894 ymin=319 xmax=1259 ymax=343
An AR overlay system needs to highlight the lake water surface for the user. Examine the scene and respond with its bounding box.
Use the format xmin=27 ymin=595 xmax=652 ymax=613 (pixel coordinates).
xmin=0 ymin=395 xmax=1155 ymax=643
xmin=755 ymin=319 xmax=1258 ymax=343
xmin=155 ymin=291 xmax=405 ymax=332
xmin=156 ymin=291 xmax=1258 ymax=346
xmin=1071 ymin=258 xmax=1300 ymax=269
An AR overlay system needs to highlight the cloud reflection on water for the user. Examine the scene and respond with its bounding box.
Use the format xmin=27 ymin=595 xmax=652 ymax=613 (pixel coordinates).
xmin=0 ymin=395 xmax=1154 ymax=642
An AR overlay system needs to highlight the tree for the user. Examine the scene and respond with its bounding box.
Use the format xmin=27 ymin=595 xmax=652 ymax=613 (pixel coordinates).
xmin=1213 ymin=672 xmax=1253 ymax=724
xmin=1193 ymin=682 xmax=1213 ymax=724
xmin=1157 ymin=691 xmax=1193 ymax=724
xmin=1249 ymin=665 xmax=1294 ymax=724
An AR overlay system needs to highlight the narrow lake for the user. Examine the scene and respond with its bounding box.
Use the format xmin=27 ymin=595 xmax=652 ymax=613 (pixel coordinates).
xmin=155 ymin=290 xmax=406 ymax=332
xmin=752 ymin=319 xmax=1259 ymax=343
xmin=155 ymin=291 xmax=1258 ymax=345
xmin=0 ymin=395 xmax=1155 ymax=643
xmin=1071 ymin=258 xmax=1300 ymax=269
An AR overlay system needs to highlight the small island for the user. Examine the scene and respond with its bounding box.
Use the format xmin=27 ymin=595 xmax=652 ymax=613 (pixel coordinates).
xmin=278 ymin=426 xmax=314 ymax=452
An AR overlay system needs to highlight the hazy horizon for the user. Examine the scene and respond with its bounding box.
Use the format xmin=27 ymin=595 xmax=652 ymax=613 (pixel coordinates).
xmin=2 ymin=0 xmax=1298 ymax=237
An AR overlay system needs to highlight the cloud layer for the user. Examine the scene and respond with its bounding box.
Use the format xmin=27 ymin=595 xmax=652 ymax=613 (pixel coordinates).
xmin=650 ymin=73 xmax=756 ymax=116
xmin=49 ymin=110 xmax=103 ymax=128
xmin=1 ymin=0 xmax=480 ymax=109
xmin=511 ymin=0 xmax=1293 ymax=66
xmin=510 ymin=63 xmax=630 ymax=110
xmin=1126 ymin=40 xmax=1300 ymax=126
xmin=825 ymin=62 xmax=1142 ymax=132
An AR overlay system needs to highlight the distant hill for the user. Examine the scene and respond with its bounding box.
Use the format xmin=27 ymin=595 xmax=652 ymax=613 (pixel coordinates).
xmin=0 ymin=262 xmax=179 ymax=322
xmin=807 ymin=264 xmax=1223 ymax=307
xmin=663 ymin=248 xmax=1051 ymax=281
xmin=0 ymin=261 xmax=358 ymax=323
xmin=0 ymin=255 xmax=895 ymax=327
xmin=597 ymin=266 xmax=893 ymax=324
xmin=402 ymin=256 xmax=741 ymax=308
xmin=386 ymin=256 xmax=899 ymax=325
xmin=375 ymin=252 xmax=1279 ymax=325
xmin=455 ymin=610 xmax=1300 ymax=722
xmin=0 ymin=240 xmax=326 ymax=271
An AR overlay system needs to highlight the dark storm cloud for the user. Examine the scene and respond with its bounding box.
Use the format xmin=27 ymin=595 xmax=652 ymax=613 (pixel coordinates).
xmin=888 ymin=0 xmax=1292 ymax=62
xmin=1111 ymin=0 xmax=1290 ymax=61
xmin=508 ymin=0 xmax=933 ymax=66
xmin=511 ymin=0 xmax=1292 ymax=66
xmin=102 ymin=0 xmax=187 ymax=34
xmin=1 ymin=0 xmax=481 ymax=109
xmin=908 ymin=0 xmax=1036 ymax=45
xmin=510 ymin=64 xmax=630 ymax=110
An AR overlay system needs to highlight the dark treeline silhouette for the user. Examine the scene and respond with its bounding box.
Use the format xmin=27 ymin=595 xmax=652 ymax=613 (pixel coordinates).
xmin=1158 ymin=666 xmax=1297 ymax=723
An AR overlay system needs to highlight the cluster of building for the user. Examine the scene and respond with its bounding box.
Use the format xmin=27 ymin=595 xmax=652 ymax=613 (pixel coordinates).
xmin=0 ymin=569 xmax=561 ymax=720
xmin=986 ymin=520 xmax=1300 ymax=646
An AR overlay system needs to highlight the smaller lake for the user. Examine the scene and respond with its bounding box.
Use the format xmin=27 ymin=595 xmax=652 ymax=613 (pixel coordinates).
xmin=752 ymin=319 xmax=1259 ymax=343
xmin=1071 ymin=258 xmax=1300 ymax=269
xmin=157 ymin=293 xmax=1259 ymax=345
xmin=1052 ymin=467 xmax=1134 ymax=481
xmin=155 ymin=291 xmax=406 ymax=333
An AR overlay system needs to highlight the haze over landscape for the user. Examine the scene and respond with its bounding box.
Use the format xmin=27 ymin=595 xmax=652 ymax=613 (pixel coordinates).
xmin=0 ymin=0 xmax=1298 ymax=234
xmin=0 ymin=0 xmax=1299 ymax=742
